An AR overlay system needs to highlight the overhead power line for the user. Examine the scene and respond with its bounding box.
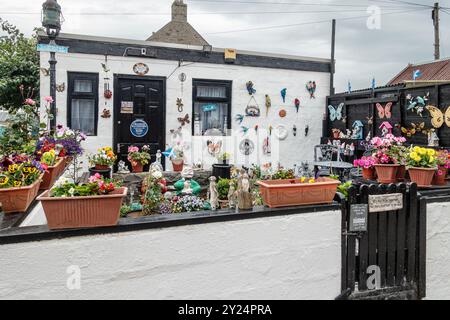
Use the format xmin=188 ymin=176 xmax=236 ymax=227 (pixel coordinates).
xmin=368 ymin=0 xmax=434 ymax=8
xmin=189 ymin=0 xmax=411 ymax=8
xmin=205 ymin=7 xmax=428 ymax=35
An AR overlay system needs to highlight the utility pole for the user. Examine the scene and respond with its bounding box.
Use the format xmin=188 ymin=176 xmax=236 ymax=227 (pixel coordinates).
xmin=330 ymin=19 xmax=336 ymax=95
xmin=432 ymin=2 xmax=440 ymax=60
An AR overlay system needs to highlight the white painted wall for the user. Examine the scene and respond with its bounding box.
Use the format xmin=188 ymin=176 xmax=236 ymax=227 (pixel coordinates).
xmin=0 ymin=210 xmax=341 ymax=300
xmin=425 ymin=201 xmax=450 ymax=300
xmin=40 ymin=49 xmax=329 ymax=170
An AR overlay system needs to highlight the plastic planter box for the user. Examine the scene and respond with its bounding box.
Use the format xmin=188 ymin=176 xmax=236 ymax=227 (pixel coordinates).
xmin=0 ymin=175 xmax=43 ymax=213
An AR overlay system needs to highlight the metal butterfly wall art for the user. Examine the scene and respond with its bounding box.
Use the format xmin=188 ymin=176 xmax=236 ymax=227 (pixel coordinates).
xmin=426 ymin=105 xmax=450 ymax=128
xmin=170 ymin=126 xmax=183 ymax=139
xmin=177 ymin=114 xmax=190 ymax=126
xmin=56 ymin=83 xmax=65 ymax=92
xmin=40 ymin=68 xmax=50 ymax=76
xmin=376 ymin=102 xmax=393 ymax=119
xmin=206 ymin=140 xmax=222 ymax=156
xmin=328 ymin=103 xmax=344 ymax=121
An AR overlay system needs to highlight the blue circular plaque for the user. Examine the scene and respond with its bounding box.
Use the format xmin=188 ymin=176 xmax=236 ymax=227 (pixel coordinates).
xmin=130 ymin=119 xmax=149 ymax=138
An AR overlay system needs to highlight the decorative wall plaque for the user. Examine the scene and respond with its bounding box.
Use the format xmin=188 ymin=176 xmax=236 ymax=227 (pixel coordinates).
xmin=369 ymin=193 xmax=403 ymax=213
xmin=349 ymin=204 xmax=368 ymax=232
xmin=133 ymin=63 xmax=149 ymax=76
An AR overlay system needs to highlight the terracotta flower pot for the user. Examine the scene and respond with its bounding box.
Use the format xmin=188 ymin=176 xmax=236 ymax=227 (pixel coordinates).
xmin=131 ymin=161 xmax=144 ymax=173
xmin=374 ymin=164 xmax=400 ymax=184
xmin=396 ymin=165 xmax=406 ymax=182
xmin=408 ymin=167 xmax=437 ymax=187
xmin=432 ymin=170 xmax=448 ymax=186
xmin=40 ymin=158 xmax=66 ymax=190
xmin=171 ymin=159 xmax=184 ymax=172
xmin=257 ymin=177 xmax=340 ymax=208
xmin=0 ymin=174 xmax=43 ymax=213
xmin=95 ymin=164 xmax=110 ymax=170
xmin=64 ymin=156 xmax=73 ymax=167
xmin=37 ymin=187 xmax=128 ymax=230
xmin=219 ymin=200 xmax=229 ymax=209
xmin=362 ymin=167 xmax=376 ymax=180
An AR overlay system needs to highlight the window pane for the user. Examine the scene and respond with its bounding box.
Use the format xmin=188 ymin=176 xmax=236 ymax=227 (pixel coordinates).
xmin=197 ymin=86 xmax=226 ymax=98
xmin=194 ymin=102 xmax=228 ymax=136
xmin=74 ymin=79 xmax=93 ymax=93
xmin=71 ymin=99 xmax=95 ymax=135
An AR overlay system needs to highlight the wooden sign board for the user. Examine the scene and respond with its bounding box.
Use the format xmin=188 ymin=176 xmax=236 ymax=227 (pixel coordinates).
xmin=349 ymin=204 xmax=368 ymax=232
xmin=369 ymin=193 xmax=403 ymax=213
xmin=121 ymin=101 xmax=133 ymax=114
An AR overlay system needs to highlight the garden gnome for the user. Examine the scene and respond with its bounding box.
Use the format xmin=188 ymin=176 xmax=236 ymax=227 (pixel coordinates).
xmin=227 ymin=181 xmax=237 ymax=209
xmin=209 ymin=176 xmax=219 ymax=211
xmin=237 ymin=172 xmax=253 ymax=210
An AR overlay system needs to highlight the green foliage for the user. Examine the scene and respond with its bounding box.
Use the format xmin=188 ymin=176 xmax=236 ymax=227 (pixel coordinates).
xmin=217 ymin=178 xmax=237 ymax=200
xmin=0 ymin=19 xmax=40 ymax=110
xmin=271 ymin=169 xmax=295 ymax=180
xmin=337 ymin=181 xmax=353 ymax=200
xmin=120 ymin=205 xmax=133 ymax=218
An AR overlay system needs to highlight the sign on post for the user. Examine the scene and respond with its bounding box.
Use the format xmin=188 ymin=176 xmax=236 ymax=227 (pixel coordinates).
xmin=368 ymin=193 xmax=403 ymax=213
xmin=349 ymin=204 xmax=368 ymax=232
xmin=37 ymin=43 xmax=69 ymax=54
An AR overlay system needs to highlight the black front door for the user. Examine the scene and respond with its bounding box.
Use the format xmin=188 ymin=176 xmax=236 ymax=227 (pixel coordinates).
xmin=114 ymin=75 xmax=166 ymax=169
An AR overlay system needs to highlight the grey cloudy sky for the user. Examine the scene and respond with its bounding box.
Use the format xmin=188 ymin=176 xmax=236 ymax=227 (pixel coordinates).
xmin=1 ymin=0 xmax=449 ymax=92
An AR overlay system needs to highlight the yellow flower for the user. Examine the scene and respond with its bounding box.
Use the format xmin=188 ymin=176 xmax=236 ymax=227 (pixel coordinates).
xmin=308 ymin=178 xmax=316 ymax=183
xmin=29 ymin=167 xmax=37 ymax=173
xmin=13 ymin=181 xmax=22 ymax=187
xmin=427 ymin=149 xmax=436 ymax=156
xmin=410 ymin=152 xmax=418 ymax=159
xmin=413 ymin=146 xmax=421 ymax=153
xmin=300 ymin=177 xmax=306 ymax=183
xmin=419 ymin=148 xmax=427 ymax=155
xmin=429 ymin=156 xmax=435 ymax=164
xmin=0 ymin=176 xmax=9 ymax=186
xmin=8 ymin=164 xmax=18 ymax=173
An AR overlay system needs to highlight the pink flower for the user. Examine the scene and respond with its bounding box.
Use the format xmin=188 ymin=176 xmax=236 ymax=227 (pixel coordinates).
xmin=88 ymin=173 xmax=102 ymax=183
xmin=25 ymin=98 xmax=36 ymax=106
xmin=128 ymin=146 xmax=139 ymax=153
xmin=44 ymin=96 xmax=54 ymax=103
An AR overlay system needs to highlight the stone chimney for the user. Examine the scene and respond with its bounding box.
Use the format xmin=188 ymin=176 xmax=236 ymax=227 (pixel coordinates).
xmin=172 ymin=0 xmax=187 ymax=22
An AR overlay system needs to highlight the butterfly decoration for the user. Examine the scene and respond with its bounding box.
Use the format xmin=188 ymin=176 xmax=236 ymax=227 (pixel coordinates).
xmin=169 ymin=127 xmax=183 ymax=139
xmin=177 ymin=114 xmax=190 ymax=126
xmin=246 ymin=81 xmax=256 ymax=95
xmin=235 ymin=114 xmax=244 ymax=125
xmin=40 ymin=68 xmax=50 ymax=76
xmin=367 ymin=116 xmax=374 ymax=126
xmin=176 ymin=98 xmax=184 ymax=113
xmin=426 ymin=105 xmax=450 ymax=128
xmin=401 ymin=122 xmax=425 ymax=138
xmin=280 ymin=88 xmax=287 ymax=103
xmin=265 ymin=95 xmax=271 ymax=116
xmin=376 ymin=102 xmax=393 ymax=119
xmin=306 ymin=81 xmax=317 ymax=99
xmin=56 ymin=83 xmax=65 ymax=93
xmin=294 ymin=98 xmax=300 ymax=113
xmin=241 ymin=126 xmax=250 ymax=135
xmin=101 ymin=62 xmax=111 ymax=73
xmin=328 ymin=103 xmax=344 ymax=121
xmin=406 ymin=93 xmax=429 ymax=117
xmin=206 ymin=140 xmax=222 ymax=156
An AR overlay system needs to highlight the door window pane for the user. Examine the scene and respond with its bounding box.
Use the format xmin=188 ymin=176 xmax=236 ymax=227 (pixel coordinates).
xmin=197 ymin=86 xmax=226 ymax=98
xmin=194 ymin=103 xmax=228 ymax=136
xmin=74 ymin=79 xmax=93 ymax=93
xmin=71 ymin=99 xmax=95 ymax=135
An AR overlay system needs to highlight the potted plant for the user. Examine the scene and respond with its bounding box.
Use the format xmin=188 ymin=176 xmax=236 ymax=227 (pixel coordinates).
xmin=354 ymin=156 xmax=376 ymax=180
xmin=169 ymin=143 xmax=185 ymax=172
xmin=217 ymin=152 xmax=231 ymax=165
xmin=53 ymin=125 xmax=87 ymax=167
xmin=432 ymin=150 xmax=449 ymax=186
xmin=88 ymin=147 xmax=117 ymax=178
xmin=0 ymin=158 xmax=45 ymax=213
xmin=127 ymin=145 xmax=151 ymax=173
xmin=370 ymin=135 xmax=406 ymax=184
xmin=257 ymin=176 xmax=340 ymax=208
xmin=406 ymin=147 xmax=438 ymax=187
xmin=38 ymin=148 xmax=66 ymax=190
xmin=37 ymin=174 xmax=127 ymax=230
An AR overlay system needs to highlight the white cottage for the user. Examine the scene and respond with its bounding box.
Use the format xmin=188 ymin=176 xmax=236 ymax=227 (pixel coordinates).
xmin=38 ymin=0 xmax=331 ymax=170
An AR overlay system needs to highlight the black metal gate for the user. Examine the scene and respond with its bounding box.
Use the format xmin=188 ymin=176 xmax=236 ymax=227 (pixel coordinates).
xmin=340 ymin=183 xmax=427 ymax=299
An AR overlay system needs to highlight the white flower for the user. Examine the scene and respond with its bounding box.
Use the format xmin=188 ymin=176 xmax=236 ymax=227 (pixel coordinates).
xmin=68 ymin=188 xmax=75 ymax=197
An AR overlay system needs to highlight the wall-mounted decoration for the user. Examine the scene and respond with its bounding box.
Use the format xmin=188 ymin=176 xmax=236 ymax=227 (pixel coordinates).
xmin=130 ymin=119 xmax=149 ymax=138
xmin=376 ymin=102 xmax=393 ymax=119
xmin=332 ymin=128 xmax=341 ymax=139
xmin=241 ymin=126 xmax=250 ymax=135
xmin=328 ymin=103 xmax=344 ymax=121
xmin=341 ymin=116 xmax=347 ymax=124
xmin=101 ymin=109 xmax=111 ymax=119
xmin=245 ymin=96 xmax=261 ymax=117
xmin=265 ymin=95 xmax=271 ymax=116
xmin=352 ymin=121 xmax=364 ymax=140
xmin=426 ymin=105 xmax=450 ymax=128
xmin=401 ymin=122 xmax=425 ymax=138
xmin=224 ymin=48 xmax=237 ymax=63
xmin=293 ymin=125 xmax=297 ymax=137
xmin=274 ymin=125 xmax=289 ymax=141
xmin=121 ymin=101 xmax=133 ymax=114
xmin=178 ymin=114 xmax=190 ymax=126
xmin=239 ymin=139 xmax=255 ymax=156
xmin=263 ymin=136 xmax=271 ymax=155
xmin=254 ymin=125 xmax=259 ymax=134
xmin=406 ymin=93 xmax=429 ymax=117
xmin=207 ymin=140 xmax=222 ymax=156
xmin=56 ymin=83 xmax=65 ymax=92
xmin=428 ymin=129 xmax=440 ymax=147
xmin=305 ymin=125 xmax=309 ymax=137
xmin=170 ymin=127 xmax=183 ymax=140
xmin=367 ymin=116 xmax=374 ymax=126
xmin=40 ymin=68 xmax=50 ymax=77
xmin=379 ymin=121 xmax=393 ymax=136
xmin=133 ymin=63 xmax=149 ymax=76
xmin=246 ymin=81 xmax=256 ymax=95
xmin=176 ymin=98 xmax=184 ymax=113
xmin=294 ymin=98 xmax=300 ymax=113
xmin=280 ymin=88 xmax=287 ymax=103
xmin=279 ymin=109 xmax=287 ymax=118
xmin=306 ymin=81 xmax=317 ymax=99
xmin=235 ymin=114 xmax=244 ymax=125
xmin=104 ymin=89 xmax=112 ymax=99
xmin=202 ymin=103 xmax=217 ymax=112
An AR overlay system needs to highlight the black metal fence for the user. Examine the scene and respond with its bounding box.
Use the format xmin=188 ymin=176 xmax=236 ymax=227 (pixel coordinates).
xmin=340 ymin=183 xmax=427 ymax=299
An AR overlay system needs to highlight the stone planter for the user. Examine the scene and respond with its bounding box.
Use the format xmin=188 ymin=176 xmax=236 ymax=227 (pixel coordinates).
xmin=257 ymin=177 xmax=340 ymax=208
xmin=37 ymin=187 xmax=128 ymax=230
xmin=40 ymin=158 xmax=66 ymax=190
xmin=432 ymin=168 xmax=448 ymax=186
xmin=131 ymin=161 xmax=144 ymax=173
xmin=362 ymin=167 xmax=376 ymax=180
xmin=408 ymin=167 xmax=437 ymax=187
xmin=171 ymin=159 xmax=184 ymax=172
xmin=374 ymin=164 xmax=400 ymax=184
xmin=0 ymin=174 xmax=43 ymax=213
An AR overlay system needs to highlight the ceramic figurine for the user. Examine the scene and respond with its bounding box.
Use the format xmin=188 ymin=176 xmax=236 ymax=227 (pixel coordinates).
xmin=352 ymin=121 xmax=364 ymax=140
xmin=265 ymin=94 xmax=271 ymax=116
xmin=428 ymin=129 xmax=440 ymax=147
xmin=182 ymin=180 xmax=193 ymax=195
xmin=237 ymin=172 xmax=253 ymax=210
xmin=149 ymin=150 xmax=164 ymax=173
xmin=227 ymin=182 xmax=237 ymax=209
xmin=174 ymin=166 xmax=201 ymax=195
xmin=117 ymin=160 xmax=130 ymax=174
xmin=209 ymin=176 xmax=219 ymax=211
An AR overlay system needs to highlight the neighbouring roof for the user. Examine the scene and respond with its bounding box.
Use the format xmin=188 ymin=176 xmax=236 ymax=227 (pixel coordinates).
xmin=388 ymin=58 xmax=450 ymax=85
xmin=147 ymin=0 xmax=209 ymax=46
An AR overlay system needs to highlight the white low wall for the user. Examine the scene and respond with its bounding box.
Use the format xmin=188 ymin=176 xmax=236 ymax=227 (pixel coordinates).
xmin=0 ymin=210 xmax=341 ymax=300
xmin=426 ymin=201 xmax=450 ymax=300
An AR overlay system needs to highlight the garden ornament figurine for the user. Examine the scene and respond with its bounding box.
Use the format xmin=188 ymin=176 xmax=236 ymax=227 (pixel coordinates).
xmin=182 ymin=180 xmax=193 ymax=195
xmin=237 ymin=171 xmax=253 ymax=210
xmin=352 ymin=121 xmax=364 ymax=140
xmin=246 ymin=81 xmax=256 ymax=95
xmin=379 ymin=122 xmax=393 ymax=137
xmin=280 ymin=88 xmax=287 ymax=103
xmin=149 ymin=150 xmax=164 ymax=172
xmin=265 ymin=94 xmax=271 ymax=116
xmin=174 ymin=165 xmax=201 ymax=195
xmin=209 ymin=176 xmax=219 ymax=211
xmin=117 ymin=160 xmax=130 ymax=174
xmin=428 ymin=129 xmax=440 ymax=147
xmin=227 ymin=182 xmax=237 ymax=209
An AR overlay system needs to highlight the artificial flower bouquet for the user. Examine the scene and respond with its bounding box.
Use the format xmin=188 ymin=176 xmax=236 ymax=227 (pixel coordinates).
xmin=89 ymin=147 xmax=117 ymax=169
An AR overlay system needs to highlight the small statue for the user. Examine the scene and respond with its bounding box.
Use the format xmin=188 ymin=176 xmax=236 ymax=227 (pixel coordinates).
xmin=428 ymin=129 xmax=440 ymax=147
xmin=182 ymin=180 xmax=193 ymax=195
xmin=227 ymin=181 xmax=237 ymax=209
xmin=208 ymin=176 xmax=219 ymax=211
xmin=149 ymin=150 xmax=163 ymax=172
xmin=237 ymin=172 xmax=253 ymax=210
xmin=174 ymin=165 xmax=201 ymax=195
xmin=117 ymin=160 xmax=130 ymax=174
